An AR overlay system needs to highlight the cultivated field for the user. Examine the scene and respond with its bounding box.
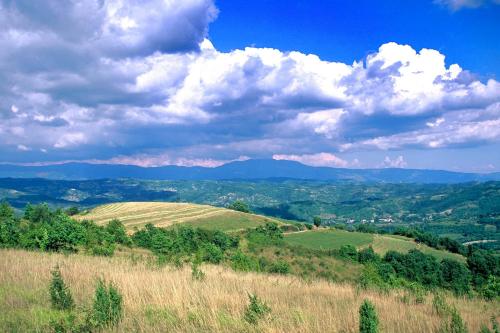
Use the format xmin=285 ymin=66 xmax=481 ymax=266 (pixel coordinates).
xmin=285 ymin=229 xmax=465 ymax=261
xmin=77 ymin=202 xmax=281 ymax=231
xmin=1 ymin=249 xmax=497 ymax=333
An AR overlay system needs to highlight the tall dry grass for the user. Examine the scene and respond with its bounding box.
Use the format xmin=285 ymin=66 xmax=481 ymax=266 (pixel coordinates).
xmin=0 ymin=249 xmax=498 ymax=332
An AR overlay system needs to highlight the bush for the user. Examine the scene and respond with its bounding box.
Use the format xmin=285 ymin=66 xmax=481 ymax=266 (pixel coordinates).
xmin=230 ymin=250 xmax=259 ymax=272
xmin=439 ymin=308 xmax=468 ymax=333
xmin=91 ymin=279 xmax=123 ymax=328
xmin=359 ymin=299 xmax=379 ymax=333
xmin=481 ymin=276 xmax=500 ymax=301
xmin=339 ymin=244 xmax=358 ymax=260
xmin=49 ymin=266 xmax=74 ymax=310
xmin=244 ymin=294 xmax=271 ymax=324
xmin=105 ymin=219 xmax=131 ymax=245
xmin=268 ymin=260 xmax=290 ymax=275
xmin=227 ymin=200 xmax=250 ymax=213
xmin=313 ymin=216 xmax=322 ymax=227
xmin=200 ymin=243 xmax=223 ymax=264
xmin=358 ymin=247 xmax=380 ymax=264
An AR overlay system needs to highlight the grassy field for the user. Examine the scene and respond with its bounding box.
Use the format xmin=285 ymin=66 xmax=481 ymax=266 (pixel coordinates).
xmin=77 ymin=202 xmax=280 ymax=231
xmin=1 ymin=249 xmax=498 ymax=333
xmin=285 ymin=229 xmax=374 ymax=250
xmin=285 ymin=229 xmax=465 ymax=262
xmin=372 ymin=234 xmax=466 ymax=262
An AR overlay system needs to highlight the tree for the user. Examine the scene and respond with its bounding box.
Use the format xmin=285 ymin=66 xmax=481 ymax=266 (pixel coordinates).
xmin=49 ymin=266 xmax=74 ymax=310
xmin=227 ymin=200 xmax=250 ymax=213
xmin=313 ymin=216 xmax=322 ymax=228
xmin=359 ymin=299 xmax=379 ymax=333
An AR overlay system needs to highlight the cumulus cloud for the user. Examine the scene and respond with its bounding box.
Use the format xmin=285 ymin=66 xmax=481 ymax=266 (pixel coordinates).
xmin=0 ymin=0 xmax=499 ymax=168
xmin=382 ymin=156 xmax=408 ymax=168
xmin=273 ymin=153 xmax=349 ymax=168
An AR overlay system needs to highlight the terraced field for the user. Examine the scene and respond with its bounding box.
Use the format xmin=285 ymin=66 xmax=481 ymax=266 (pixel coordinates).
xmin=77 ymin=202 xmax=281 ymax=231
xmin=284 ymin=229 xmax=465 ymax=262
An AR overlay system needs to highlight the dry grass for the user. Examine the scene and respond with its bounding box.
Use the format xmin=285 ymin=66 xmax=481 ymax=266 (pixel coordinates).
xmin=1 ymin=249 xmax=498 ymax=333
xmin=76 ymin=202 xmax=278 ymax=231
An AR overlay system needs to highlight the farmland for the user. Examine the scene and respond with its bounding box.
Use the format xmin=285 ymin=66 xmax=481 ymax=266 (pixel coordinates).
xmin=77 ymin=202 xmax=282 ymax=231
xmin=284 ymin=229 xmax=465 ymax=262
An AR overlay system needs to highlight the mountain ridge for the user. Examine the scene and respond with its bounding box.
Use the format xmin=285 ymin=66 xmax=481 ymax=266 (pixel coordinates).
xmin=1 ymin=159 xmax=499 ymax=183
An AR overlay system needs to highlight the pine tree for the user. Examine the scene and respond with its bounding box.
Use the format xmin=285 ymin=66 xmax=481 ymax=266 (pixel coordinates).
xmin=49 ymin=266 xmax=74 ymax=310
xmin=359 ymin=299 xmax=379 ymax=333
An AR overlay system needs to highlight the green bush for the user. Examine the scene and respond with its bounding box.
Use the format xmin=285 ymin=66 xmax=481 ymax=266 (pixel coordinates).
xmin=268 ymin=260 xmax=290 ymax=275
xmin=439 ymin=308 xmax=468 ymax=333
xmin=49 ymin=266 xmax=74 ymax=310
xmin=91 ymin=279 xmax=123 ymax=328
xmin=230 ymin=250 xmax=259 ymax=272
xmin=359 ymin=299 xmax=379 ymax=333
xmin=244 ymin=294 xmax=271 ymax=324
xmin=200 ymin=243 xmax=223 ymax=264
xmin=481 ymin=276 xmax=500 ymax=301
xmin=227 ymin=200 xmax=250 ymax=213
xmin=339 ymin=244 xmax=358 ymax=260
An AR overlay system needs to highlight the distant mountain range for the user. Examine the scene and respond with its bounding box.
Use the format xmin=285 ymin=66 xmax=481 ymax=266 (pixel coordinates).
xmin=1 ymin=159 xmax=499 ymax=183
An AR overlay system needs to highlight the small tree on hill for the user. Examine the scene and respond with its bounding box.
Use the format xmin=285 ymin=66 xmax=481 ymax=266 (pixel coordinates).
xmin=49 ymin=266 xmax=74 ymax=310
xmin=313 ymin=216 xmax=322 ymax=228
xmin=359 ymin=299 xmax=379 ymax=333
xmin=228 ymin=200 xmax=250 ymax=213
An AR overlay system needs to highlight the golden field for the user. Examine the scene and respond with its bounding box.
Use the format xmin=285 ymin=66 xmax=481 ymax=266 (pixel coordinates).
xmin=0 ymin=249 xmax=498 ymax=333
xmin=76 ymin=202 xmax=280 ymax=231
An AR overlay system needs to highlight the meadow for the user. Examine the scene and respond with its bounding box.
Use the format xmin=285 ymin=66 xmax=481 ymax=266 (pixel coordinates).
xmin=77 ymin=202 xmax=280 ymax=231
xmin=1 ymin=249 xmax=498 ymax=333
xmin=284 ymin=229 xmax=465 ymax=262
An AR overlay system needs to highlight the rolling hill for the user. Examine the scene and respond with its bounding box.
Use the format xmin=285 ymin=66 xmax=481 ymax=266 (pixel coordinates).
xmin=76 ymin=202 xmax=283 ymax=231
xmin=284 ymin=229 xmax=465 ymax=262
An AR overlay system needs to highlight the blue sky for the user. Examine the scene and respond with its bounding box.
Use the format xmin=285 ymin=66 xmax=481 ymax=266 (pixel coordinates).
xmin=211 ymin=0 xmax=500 ymax=78
xmin=0 ymin=0 xmax=499 ymax=172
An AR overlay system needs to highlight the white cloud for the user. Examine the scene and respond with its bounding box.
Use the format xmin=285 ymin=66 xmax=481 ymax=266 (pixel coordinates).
xmin=382 ymin=156 xmax=407 ymax=168
xmin=435 ymin=0 xmax=500 ymax=10
xmin=273 ymin=152 xmax=349 ymax=168
xmin=0 ymin=0 xmax=499 ymax=164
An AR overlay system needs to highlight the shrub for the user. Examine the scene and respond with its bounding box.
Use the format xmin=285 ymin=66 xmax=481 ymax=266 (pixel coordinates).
xmin=268 ymin=260 xmax=290 ymax=275
xmin=359 ymin=299 xmax=379 ymax=333
xmin=339 ymin=244 xmax=358 ymax=260
xmin=91 ymin=279 xmax=123 ymax=328
xmin=439 ymin=308 xmax=468 ymax=333
xmin=230 ymin=250 xmax=259 ymax=272
xmin=227 ymin=200 xmax=250 ymax=213
xmin=481 ymin=276 xmax=500 ymax=301
xmin=200 ymin=243 xmax=223 ymax=264
xmin=358 ymin=247 xmax=380 ymax=264
xmin=49 ymin=266 xmax=74 ymax=310
xmin=105 ymin=219 xmax=131 ymax=245
xmin=313 ymin=216 xmax=322 ymax=227
xmin=244 ymin=294 xmax=271 ymax=324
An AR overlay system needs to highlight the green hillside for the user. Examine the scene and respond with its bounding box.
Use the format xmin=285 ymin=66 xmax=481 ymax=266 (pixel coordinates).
xmin=285 ymin=229 xmax=465 ymax=262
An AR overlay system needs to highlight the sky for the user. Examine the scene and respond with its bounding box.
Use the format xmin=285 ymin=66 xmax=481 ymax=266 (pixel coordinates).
xmin=0 ymin=0 xmax=499 ymax=172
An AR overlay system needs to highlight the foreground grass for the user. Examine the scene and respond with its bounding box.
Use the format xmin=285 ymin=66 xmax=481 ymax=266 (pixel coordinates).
xmin=1 ymin=249 xmax=498 ymax=332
